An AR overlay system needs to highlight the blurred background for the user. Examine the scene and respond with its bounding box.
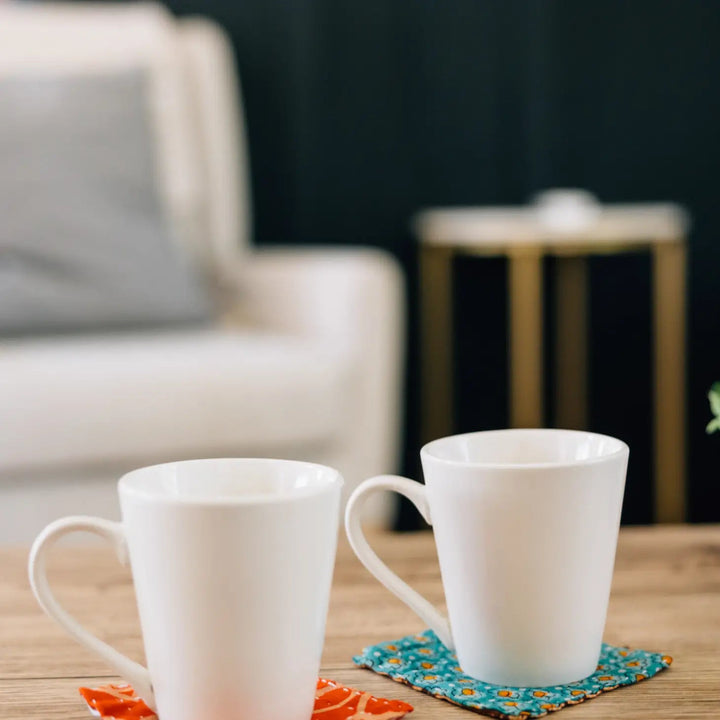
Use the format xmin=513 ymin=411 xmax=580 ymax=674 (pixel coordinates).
xmin=1 ymin=0 xmax=719 ymax=540
xmin=171 ymin=0 xmax=720 ymax=525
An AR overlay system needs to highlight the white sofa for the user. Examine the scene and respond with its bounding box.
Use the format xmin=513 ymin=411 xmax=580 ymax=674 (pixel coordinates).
xmin=0 ymin=3 xmax=404 ymax=542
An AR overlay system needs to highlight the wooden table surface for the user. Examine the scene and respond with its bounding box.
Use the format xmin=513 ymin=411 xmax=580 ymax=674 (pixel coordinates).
xmin=1 ymin=526 xmax=719 ymax=719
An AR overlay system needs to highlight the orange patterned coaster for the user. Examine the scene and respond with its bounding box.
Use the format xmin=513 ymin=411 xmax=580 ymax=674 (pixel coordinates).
xmin=314 ymin=678 xmax=413 ymax=718
xmin=79 ymin=678 xmax=413 ymax=720
xmin=79 ymin=685 xmax=154 ymax=719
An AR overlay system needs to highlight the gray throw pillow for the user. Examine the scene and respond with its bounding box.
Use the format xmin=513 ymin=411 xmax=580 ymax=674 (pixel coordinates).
xmin=0 ymin=72 xmax=212 ymax=335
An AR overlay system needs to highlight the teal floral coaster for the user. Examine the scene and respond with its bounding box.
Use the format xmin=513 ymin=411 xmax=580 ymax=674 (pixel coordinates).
xmin=353 ymin=630 xmax=672 ymax=719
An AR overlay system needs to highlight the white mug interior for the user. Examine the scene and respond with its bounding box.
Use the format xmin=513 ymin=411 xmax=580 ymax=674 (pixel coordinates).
xmin=119 ymin=457 xmax=342 ymax=503
xmin=421 ymin=428 xmax=627 ymax=467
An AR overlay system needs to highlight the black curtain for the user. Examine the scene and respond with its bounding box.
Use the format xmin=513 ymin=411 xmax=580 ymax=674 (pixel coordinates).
xmin=167 ymin=0 xmax=720 ymax=524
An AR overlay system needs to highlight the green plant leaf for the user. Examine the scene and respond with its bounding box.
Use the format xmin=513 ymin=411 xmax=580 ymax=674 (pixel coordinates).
xmin=710 ymin=382 xmax=720 ymax=416
xmin=708 ymin=382 xmax=720 ymax=434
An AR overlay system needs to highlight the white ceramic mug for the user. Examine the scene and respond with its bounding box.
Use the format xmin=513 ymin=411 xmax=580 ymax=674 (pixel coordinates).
xmin=346 ymin=429 xmax=628 ymax=687
xmin=29 ymin=458 xmax=342 ymax=720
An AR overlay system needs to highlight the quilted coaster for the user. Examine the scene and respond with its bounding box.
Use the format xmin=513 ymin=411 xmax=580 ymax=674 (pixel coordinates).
xmin=354 ymin=630 xmax=672 ymax=719
xmin=79 ymin=678 xmax=413 ymax=720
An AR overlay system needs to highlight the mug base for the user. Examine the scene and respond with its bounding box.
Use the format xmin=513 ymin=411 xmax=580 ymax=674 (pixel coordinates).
xmin=460 ymin=662 xmax=597 ymax=688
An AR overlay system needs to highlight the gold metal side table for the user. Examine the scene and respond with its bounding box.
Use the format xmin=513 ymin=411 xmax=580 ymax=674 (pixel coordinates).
xmin=415 ymin=203 xmax=689 ymax=522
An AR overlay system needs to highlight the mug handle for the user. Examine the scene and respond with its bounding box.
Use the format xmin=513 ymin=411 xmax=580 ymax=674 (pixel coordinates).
xmin=345 ymin=476 xmax=453 ymax=649
xmin=28 ymin=516 xmax=155 ymax=710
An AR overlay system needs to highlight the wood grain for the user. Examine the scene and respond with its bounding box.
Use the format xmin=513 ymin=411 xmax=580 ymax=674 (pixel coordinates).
xmin=1 ymin=526 xmax=719 ymax=718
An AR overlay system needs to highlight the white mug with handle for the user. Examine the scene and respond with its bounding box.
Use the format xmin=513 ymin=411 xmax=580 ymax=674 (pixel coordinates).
xmin=346 ymin=429 xmax=628 ymax=687
xmin=29 ymin=458 xmax=342 ymax=720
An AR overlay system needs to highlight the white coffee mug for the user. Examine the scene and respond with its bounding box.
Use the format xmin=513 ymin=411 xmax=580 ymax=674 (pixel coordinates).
xmin=29 ymin=458 xmax=342 ymax=720
xmin=346 ymin=429 xmax=628 ymax=687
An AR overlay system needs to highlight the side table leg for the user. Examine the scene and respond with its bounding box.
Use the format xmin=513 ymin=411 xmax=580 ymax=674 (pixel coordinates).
xmin=555 ymin=256 xmax=589 ymax=429
xmin=420 ymin=246 xmax=454 ymax=443
xmin=508 ymin=250 xmax=544 ymax=428
xmin=653 ymin=241 xmax=687 ymax=522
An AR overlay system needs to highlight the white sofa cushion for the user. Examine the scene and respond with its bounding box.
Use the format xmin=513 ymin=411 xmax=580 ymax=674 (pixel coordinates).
xmin=0 ymin=3 xmax=202 ymax=258
xmin=0 ymin=330 xmax=350 ymax=472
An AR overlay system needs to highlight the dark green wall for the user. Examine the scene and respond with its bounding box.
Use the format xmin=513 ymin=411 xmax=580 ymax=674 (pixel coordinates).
xmin=168 ymin=0 xmax=720 ymax=523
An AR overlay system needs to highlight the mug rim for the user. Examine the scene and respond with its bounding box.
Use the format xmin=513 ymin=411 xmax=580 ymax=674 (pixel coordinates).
xmin=421 ymin=428 xmax=629 ymax=469
xmin=118 ymin=457 xmax=343 ymax=505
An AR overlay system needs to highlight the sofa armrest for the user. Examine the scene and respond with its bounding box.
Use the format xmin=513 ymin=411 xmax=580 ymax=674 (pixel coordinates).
xmin=236 ymin=246 xmax=406 ymax=488
xmin=238 ymin=247 xmax=404 ymax=347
